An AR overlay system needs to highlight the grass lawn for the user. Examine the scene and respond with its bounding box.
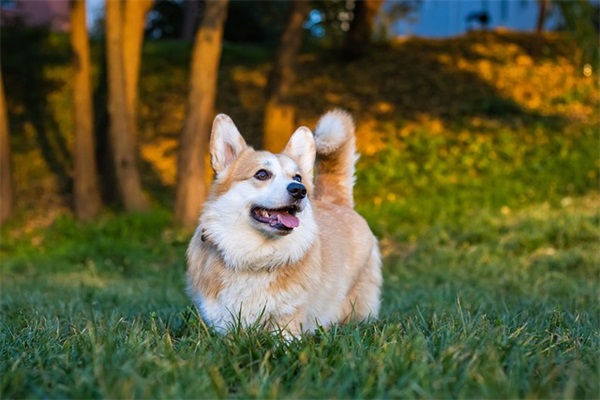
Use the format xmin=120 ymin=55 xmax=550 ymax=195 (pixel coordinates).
xmin=1 ymin=31 xmax=599 ymax=398
xmin=1 ymin=196 xmax=598 ymax=398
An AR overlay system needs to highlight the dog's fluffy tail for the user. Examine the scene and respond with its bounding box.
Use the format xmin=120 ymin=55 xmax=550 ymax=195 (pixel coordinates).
xmin=313 ymin=109 xmax=358 ymax=208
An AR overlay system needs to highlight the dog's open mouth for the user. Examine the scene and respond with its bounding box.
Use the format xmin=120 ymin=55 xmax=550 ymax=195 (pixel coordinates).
xmin=251 ymin=205 xmax=300 ymax=231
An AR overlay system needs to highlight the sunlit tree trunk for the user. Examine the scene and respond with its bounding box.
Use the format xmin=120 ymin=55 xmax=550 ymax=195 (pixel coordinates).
xmin=71 ymin=0 xmax=102 ymax=220
xmin=105 ymin=0 xmax=148 ymax=212
xmin=263 ymin=0 xmax=309 ymax=153
xmin=343 ymin=0 xmax=383 ymax=59
xmin=175 ymin=0 xmax=228 ymax=228
xmin=0 ymin=73 xmax=12 ymax=223
xmin=123 ymin=0 xmax=153 ymax=138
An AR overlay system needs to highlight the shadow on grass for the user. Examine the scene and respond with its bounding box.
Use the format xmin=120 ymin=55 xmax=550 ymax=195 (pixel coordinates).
xmin=2 ymin=26 xmax=73 ymax=195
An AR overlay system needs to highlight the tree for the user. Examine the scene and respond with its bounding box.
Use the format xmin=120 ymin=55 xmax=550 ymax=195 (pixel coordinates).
xmin=556 ymin=0 xmax=598 ymax=66
xmin=223 ymin=1 xmax=288 ymax=44
xmin=123 ymin=0 xmax=153 ymax=138
xmin=71 ymin=0 xmax=102 ymax=220
xmin=105 ymin=0 xmax=151 ymax=212
xmin=263 ymin=0 xmax=310 ymax=153
xmin=0 ymin=73 xmax=12 ymax=224
xmin=536 ymin=0 xmax=548 ymax=33
xmin=175 ymin=0 xmax=229 ymax=228
xmin=181 ymin=0 xmax=200 ymax=41
xmin=343 ymin=0 xmax=383 ymax=59
xmin=145 ymin=0 xmax=186 ymax=40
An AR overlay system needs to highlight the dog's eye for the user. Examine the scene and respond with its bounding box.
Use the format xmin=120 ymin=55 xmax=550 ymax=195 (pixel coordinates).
xmin=254 ymin=169 xmax=272 ymax=181
xmin=293 ymin=174 xmax=302 ymax=183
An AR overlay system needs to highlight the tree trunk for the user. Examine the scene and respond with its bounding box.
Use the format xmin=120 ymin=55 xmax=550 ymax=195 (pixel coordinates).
xmin=181 ymin=0 xmax=200 ymax=42
xmin=536 ymin=0 xmax=548 ymax=33
xmin=106 ymin=0 xmax=147 ymax=212
xmin=71 ymin=0 xmax=102 ymax=220
xmin=0 ymin=73 xmax=12 ymax=224
xmin=263 ymin=0 xmax=309 ymax=153
xmin=123 ymin=0 xmax=153 ymax=139
xmin=175 ymin=0 xmax=228 ymax=228
xmin=343 ymin=0 xmax=383 ymax=59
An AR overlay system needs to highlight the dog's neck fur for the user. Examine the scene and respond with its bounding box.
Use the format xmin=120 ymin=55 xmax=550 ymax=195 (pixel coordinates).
xmin=198 ymin=201 xmax=319 ymax=272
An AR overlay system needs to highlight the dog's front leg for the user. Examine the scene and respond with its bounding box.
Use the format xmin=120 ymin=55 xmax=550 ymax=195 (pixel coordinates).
xmin=268 ymin=307 xmax=306 ymax=338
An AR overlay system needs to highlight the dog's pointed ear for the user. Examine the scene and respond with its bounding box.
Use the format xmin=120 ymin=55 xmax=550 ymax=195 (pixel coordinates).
xmin=283 ymin=127 xmax=316 ymax=178
xmin=210 ymin=114 xmax=247 ymax=174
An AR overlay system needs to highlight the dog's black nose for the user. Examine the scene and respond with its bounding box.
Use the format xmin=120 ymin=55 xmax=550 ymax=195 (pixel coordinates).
xmin=287 ymin=182 xmax=307 ymax=200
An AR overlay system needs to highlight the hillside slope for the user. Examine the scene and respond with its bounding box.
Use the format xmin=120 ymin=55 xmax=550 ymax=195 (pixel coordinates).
xmin=1 ymin=30 xmax=597 ymax=234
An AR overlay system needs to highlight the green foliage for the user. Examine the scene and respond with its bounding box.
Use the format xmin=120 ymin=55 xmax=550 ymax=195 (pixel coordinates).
xmin=223 ymin=1 xmax=289 ymax=45
xmin=355 ymin=122 xmax=597 ymax=239
xmin=555 ymin=0 xmax=600 ymax=66
xmin=145 ymin=0 xmax=185 ymax=40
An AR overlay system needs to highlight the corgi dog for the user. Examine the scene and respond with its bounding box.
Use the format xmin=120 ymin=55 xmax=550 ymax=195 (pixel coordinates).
xmin=186 ymin=109 xmax=382 ymax=336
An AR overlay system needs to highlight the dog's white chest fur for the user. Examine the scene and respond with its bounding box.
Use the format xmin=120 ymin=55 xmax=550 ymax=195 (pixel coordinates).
xmin=194 ymin=269 xmax=311 ymax=331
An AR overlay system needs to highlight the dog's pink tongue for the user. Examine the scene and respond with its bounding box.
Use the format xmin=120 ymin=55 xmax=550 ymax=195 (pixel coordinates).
xmin=275 ymin=212 xmax=300 ymax=228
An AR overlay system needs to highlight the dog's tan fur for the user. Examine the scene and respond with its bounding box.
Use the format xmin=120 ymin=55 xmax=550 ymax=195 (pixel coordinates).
xmin=186 ymin=110 xmax=382 ymax=335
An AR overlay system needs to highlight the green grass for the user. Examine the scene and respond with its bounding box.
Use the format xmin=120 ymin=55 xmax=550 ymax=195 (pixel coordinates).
xmin=2 ymin=195 xmax=598 ymax=398
xmin=355 ymin=123 xmax=598 ymax=240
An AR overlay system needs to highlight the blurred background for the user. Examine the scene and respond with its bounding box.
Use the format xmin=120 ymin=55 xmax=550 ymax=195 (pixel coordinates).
xmin=0 ymin=0 xmax=597 ymax=235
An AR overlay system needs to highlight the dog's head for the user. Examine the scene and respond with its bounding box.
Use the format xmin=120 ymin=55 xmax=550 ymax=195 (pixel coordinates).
xmin=198 ymin=114 xmax=318 ymax=270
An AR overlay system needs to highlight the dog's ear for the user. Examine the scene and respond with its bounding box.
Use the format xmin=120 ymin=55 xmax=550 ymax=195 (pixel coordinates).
xmin=283 ymin=127 xmax=316 ymax=178
xmin=210 ymin=114 xmax=247 ymax=174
